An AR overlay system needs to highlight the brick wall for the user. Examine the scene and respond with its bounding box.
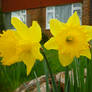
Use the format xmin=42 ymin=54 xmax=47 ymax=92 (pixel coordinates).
xmin=0 ymin=0 xmax=2 ymax=8
xmin=27 ymin=8 xmax=52 ymax=38
xmin=90 ymin=0 xmax=92 ymax=25
xmin=27 ymin=8 xmax=46 ymax=32
xmin=82 ymin=0 xmax=90 ymax=25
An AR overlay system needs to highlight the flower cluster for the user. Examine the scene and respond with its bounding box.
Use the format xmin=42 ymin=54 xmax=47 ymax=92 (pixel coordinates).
xmin=0 ymin=12 xmax=92 ymax=75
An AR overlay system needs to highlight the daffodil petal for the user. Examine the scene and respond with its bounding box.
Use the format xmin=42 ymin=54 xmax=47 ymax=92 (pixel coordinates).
xmin=1 ymin=55 xmax=19 ymax=66
xmin=67 ymin=12 xmax=80 ymax=26
xmin=32 ymin=43 xmax=43 ymax=61
xmin=26 ymin=59 xmax=35 ymax=76
xmin=18 ymin=42 xmax=42 ymax=75
xmin=82 ymin=26 xmax=92 ymax=41
xmin=44 ymin=37 xmax=58 ymax=50
xmin=11 ymin=17 xmax=28 ymax=31
xmin=0 ymin=30 xmax=19 ymax=65
xmin=11 ymin=17 xmax=29 ymax=39
xmin=19 ymin=52 xmax=36 ymax=75
xmin=59 ymin=52 xmax=74 ymax=66
xmin=28 ymin=21 xmax=42 ymax=42
xmin=36 ymin=52 xmax=43 ymax=61
xmin=12 ymin=18 xmax=42 ymax=42
xmin=80 ymin=48 xmax=91 ymax=59
xmin=50 ymin=19 xmax=66 ymax=36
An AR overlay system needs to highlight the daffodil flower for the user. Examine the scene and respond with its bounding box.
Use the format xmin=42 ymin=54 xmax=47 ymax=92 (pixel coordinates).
xmin=44 ymin=12 xmax=92 ymax=67
xmin=0 ymin=17 xmax=43 ymax=75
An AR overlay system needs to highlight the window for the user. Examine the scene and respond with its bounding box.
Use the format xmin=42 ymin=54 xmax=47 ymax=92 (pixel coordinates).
xmin=3 ymin=10 xmax=27 ymax=30
xmin=46 ymin=7 xmax=55 ymax=29
xmin=11 ymin=10 xmax=26 ymax=24
xmin=46 ymin=3 xmax=82 ymax=29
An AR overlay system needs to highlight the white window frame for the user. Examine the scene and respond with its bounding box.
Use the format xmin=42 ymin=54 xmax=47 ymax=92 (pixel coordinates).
xmin=46 ymin=3 xmax=82 ymax=29
xmin=11 ymin=10 xmax=27 ymax=24
xmin=46 ymin=7 xmax=55 ymax=29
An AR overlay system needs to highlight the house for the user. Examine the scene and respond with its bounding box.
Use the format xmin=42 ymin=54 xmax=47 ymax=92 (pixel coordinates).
xmin=1 ymin=0 xmax=92 ymax=37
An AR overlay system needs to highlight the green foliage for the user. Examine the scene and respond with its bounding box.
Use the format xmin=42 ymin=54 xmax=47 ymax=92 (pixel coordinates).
xmin=0 ymin=47 xmax=92 ymax=92
xmin=0 ymin=62 xmax=27 ymax=92
xmin=34 ymin=72 xmax=41 ymax=92
xmin=0 ymin=49 xmax=64 ymax=92
xmin=33 ymin=50 xmax=92 ymax=92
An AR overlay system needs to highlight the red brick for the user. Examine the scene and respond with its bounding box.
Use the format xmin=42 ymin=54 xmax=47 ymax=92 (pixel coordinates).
xmin=82 ymin=0 xmax=90 ymax=25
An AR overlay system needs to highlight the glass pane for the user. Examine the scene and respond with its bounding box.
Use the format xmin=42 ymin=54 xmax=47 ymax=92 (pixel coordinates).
xmin=73 ymin=3 xmax=81 ymax=7
xmin=47 ymin=7 xmax=54 ymax=11
xmin=11 ymin=10 xmax=26 ymax=24
xmin=47 ymin=12 xmax=54 ymax=24
xmin=55 ymin=4 xmax=72 ymax=23
xmin=21 ymin=10 xmax=26 ymax=14
xmin=3 ymin=12 xmax=14 ymax=29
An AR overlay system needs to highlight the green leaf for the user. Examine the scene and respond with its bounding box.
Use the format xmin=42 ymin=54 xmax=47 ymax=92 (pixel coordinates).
xmin=43 ymin=61 xmax=50 ymax=92
xmin=86 ymin=47 xmax=92 ymax=92
xmin=64 ymin=66 xmax=70 ymax=92
xmin=34 ymin=71 xmax=41 ymax=92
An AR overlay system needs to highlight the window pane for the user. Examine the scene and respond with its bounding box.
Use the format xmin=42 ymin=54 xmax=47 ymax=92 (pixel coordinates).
xmin=3 ymin=10 xmax=26 ymax=30
xmin=46 ymin=7 xmax=55 ymax=29
xmin=46 ymin=12 xmax=54 ymax=29
xmin=21 ymin=10 xmax=26 ymax=14
xmin=47 ymin=12 xmax=54 ymax=19
xmin=73 ymin=3 xmax=81 ymax=7
xmin=55 ymin=4 xmax=71 ymax=23
xmin=47 ymin=7 xmax=54 ymax=11
xmin=11 ymin=10 xmax=26 ymax=24
xmin=3 ymin=12 xmax=13 ymax=29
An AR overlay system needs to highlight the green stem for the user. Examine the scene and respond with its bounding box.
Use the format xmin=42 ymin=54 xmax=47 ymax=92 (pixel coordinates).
xmin=43 ymin=60 xmax=50 ymax=92
xmin=73 ymin=57 xmax=78 ymax=92
xmin=65 ymin=66 xmax=70 ymax=92
xmin=34 ymin=71 xmax=41 ymax=92
xmin=86 ymin=47 xmax=92 ymax=92
xmin=41 ymin=50 xmax=58 ymax=92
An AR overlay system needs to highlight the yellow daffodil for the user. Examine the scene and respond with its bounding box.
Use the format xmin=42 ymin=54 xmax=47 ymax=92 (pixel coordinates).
xmin=0 ymin=30 xmax=20 ymax=65
xmin=44 ymin=12 xmax=92 ymax=67
xmin=0 ymin=17 xmax=43 ymax=75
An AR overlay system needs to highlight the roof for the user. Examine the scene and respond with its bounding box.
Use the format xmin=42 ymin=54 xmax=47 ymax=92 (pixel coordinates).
xmin=2 ymin=0 xmax=82 ymax=12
